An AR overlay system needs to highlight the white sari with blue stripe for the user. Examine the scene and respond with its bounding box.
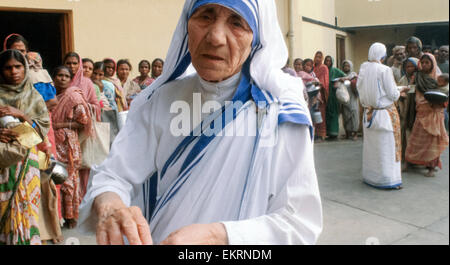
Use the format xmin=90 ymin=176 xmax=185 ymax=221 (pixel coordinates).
xmin=79 ymin=0 xmax=322 ymax=244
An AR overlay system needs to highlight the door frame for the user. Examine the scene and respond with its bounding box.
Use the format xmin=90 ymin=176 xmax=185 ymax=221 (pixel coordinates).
xmin=336 ymin=34 xmax=346 ymax=69
xmin=0 ymin=6 xmax=74 ymax=59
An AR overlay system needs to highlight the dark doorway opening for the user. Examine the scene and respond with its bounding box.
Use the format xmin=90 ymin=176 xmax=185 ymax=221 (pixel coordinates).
xmin=0 ymin=9 xmax=73 ymax=73
xmin=415 ymin=24 xmax=449 ymax=48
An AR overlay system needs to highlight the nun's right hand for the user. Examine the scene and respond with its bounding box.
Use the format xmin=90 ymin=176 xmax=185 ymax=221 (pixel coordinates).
xmin=94 ymin=192 xmax=153 ymax=245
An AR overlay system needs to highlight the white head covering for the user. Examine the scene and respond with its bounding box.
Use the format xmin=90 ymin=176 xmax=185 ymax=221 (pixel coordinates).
xmin=130 ymin=0 xmax=304 ymax=115
xmin=368 ymin=42 xmax=387 ymax=62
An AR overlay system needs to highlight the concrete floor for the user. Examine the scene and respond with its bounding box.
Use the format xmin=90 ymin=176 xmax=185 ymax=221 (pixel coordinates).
xmin=315 ymin=139 xmax=449 ymax=245
xmin=60 ymin=138 xmax=449 ymax=245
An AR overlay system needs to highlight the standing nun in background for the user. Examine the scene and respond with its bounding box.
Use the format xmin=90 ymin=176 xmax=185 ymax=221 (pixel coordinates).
xmin=79 ymin=0 xmax=322 ymax=245
xmin=357 ymin=43 xmax=409 ymax=190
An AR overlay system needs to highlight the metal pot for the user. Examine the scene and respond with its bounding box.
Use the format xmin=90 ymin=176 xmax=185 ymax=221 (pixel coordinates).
xmin=0 ymin=115 xmax=20 ymax=128
xmin=311 ymin=111 xmax=323 ymax=124
xmin=45 ymin=160 xmax=69 ymax=185
xmin=116 ymin=111 xmax=129 ymax=130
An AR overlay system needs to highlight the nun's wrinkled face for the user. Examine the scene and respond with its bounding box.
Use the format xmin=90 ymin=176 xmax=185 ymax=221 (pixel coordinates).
xmin=188 ymin=4 xmax=253 ymax=82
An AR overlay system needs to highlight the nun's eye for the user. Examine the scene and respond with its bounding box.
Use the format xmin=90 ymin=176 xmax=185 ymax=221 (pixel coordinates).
xmin=230 ymin=19 xmax=244 ymax=29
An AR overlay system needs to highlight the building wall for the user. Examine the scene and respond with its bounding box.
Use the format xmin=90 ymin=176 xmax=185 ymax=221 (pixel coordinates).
xmin=292 ymin=0 xmax=351 ymax=66
xmin=336 ymin=0 xmax=449 ymax=28
xmin=0 ymin=0 xmax=183 ymax=76
xmin=1 ymin=0 xmax=446 ymax=75
xmin=348 ymin=27 xmax=417 ymax=72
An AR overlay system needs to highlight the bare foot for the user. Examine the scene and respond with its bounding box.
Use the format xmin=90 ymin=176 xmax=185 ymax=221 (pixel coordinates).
xmin=394 ymin=185 xmax=403 ymax=190
xmin=401 ymin=163 xmax=409 ymax=172
xmin=425 ymin=170 xmax=435 ymax=178
xmin=52 ymin=236 xmax=64 ymax=244
xmin=65 ymin=219 xmax=78 ymax=229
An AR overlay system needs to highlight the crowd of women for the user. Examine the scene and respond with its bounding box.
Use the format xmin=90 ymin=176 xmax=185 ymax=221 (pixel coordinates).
xmin=0 ymin=31 xmax=448 ymax=245
xmin=285 ymin=36 xmax=449 ymax=190
xmin=0 ymin=33 xmax=163 ymax=245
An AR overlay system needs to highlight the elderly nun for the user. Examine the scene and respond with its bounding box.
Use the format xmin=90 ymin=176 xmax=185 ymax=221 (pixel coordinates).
xmin=78 ymin=0 xmax=322 ymax=245
xmin=357 ymin=43 xmax=409 ymax=190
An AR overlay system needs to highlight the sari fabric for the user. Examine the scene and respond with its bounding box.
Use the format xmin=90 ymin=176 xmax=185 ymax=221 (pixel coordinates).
xmin=405 ymin=53 xmax=449 ymax=168
xmin=103 ymin=59 xmax=128 ymax=112
xmin=133 ymin=76 xmax=155 ymax=90
xmin=325 ymin=57 xmax=346 ymax=137
xmin=397 ymin=57 xmax=419 ymax=160
xmin=341 ymin=60 xmax=360 ymax=133
xmin=0 ymin=50 xmax=50 ymax=245
xmin=313 ymin=57 xmax=330 ymax=138
xmin=52 ymin=87 xmax=92 ymax=220
xmin=70 ymin=57 xmax=101 ymax=121
xmin=358 ymin=43 xmax=402 ymax=189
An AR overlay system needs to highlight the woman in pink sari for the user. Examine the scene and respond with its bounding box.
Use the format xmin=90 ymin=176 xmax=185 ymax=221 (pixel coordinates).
xmin=52 ymin=66 xmax=93 ymax=229
xmin=63 ymin=52 xmax=101 ymax=199
xmin=313 ymin=51 xmax=330 ymax=141
xmin=405 ymin=53 xmax=449 ymax=177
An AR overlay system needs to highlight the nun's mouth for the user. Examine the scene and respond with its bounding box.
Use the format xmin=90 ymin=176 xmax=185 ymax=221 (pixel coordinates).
xmin=202 ymin=54 xmax=225 ymax=61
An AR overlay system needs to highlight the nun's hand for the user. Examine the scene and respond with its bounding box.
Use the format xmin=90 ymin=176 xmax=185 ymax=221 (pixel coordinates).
xmin=94 ymin=192 xmax=153 ymax=245
xmin=160 ymin=223 xmax=228 ymax=245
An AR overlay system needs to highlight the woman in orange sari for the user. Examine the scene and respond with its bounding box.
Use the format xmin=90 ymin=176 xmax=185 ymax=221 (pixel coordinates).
xmin=313 ymin=51 xmax=330 ymax=141
xmin=405 ymin=53 xmax=449 ymax=177
xmin=52 ymin=66 xmax=93 ymax=229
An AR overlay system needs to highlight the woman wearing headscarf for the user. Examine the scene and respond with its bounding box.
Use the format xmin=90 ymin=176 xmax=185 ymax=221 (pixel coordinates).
xmin=103 ymin=58 xmax=128 ymax=112
xmin=116 ymin=59 xmax=142 ymax=106
xmin=52 ymin=66 xmax=93 ymax=229
xmin=405 ymin=53 xmax=449 ymax=177
xmin=151 ymin=58 xmax=164 ymax=80
xmin=357 ymin=43 xmax=408 ymax=190
xmin=64 ymin=53 xmax=102 ymax=205
xmin=0 ymin=49 xmax=50 ymax=245
xmin=313 ymin=51 xmax=330 ymax=141
xmin=341 ymin=60 xmax=359 ymax=140
xmin=133 ymin=60 xmax=154 ymax=90
xmin=397 ymin=57 xmax=419 ymax=164
xmin=79 ymin=0 xmax=322 ymax=245
xmin=406 ymin=36 xmax=424 ymax=60
xmin=63 ymin=52 xmax=101 ymax=121
xmin=324 ymin=55 xmax=346 ymax=139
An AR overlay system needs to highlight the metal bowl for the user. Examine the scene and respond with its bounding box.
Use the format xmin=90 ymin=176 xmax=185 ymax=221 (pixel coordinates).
xmin=0 ymin=115 xmax=20 ymax=128
xmin=46 ymin=160 xmax=69 ymax=185
xmin=116 ymin=111 xmax=129 ymax=130
xmin=424 ymin=91 xmax=448 ymax=104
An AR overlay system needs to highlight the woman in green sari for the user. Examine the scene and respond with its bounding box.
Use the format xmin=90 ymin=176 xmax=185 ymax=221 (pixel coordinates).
xmin=324 ymin=56 xmax=346 ymax=139
xmin=0 ymin=49 xmax=50 ymax=245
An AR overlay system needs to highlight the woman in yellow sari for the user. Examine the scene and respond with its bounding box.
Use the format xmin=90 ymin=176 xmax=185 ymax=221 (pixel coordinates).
xmin=0 ymin=49 xmax=50 ymax=245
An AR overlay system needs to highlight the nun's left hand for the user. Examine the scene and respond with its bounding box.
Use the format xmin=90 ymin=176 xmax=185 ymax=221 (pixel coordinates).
xmin=160 ymin=223 xmax=228 ymax=245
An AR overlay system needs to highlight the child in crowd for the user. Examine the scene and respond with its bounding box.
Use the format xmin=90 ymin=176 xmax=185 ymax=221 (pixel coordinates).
xmin=91 ymin=62 xmax=117 ymax=111
xmin=437 ymin=74 xmax=449 ymax=132
xmin=437 ymin=73 xmax=449 ymax=94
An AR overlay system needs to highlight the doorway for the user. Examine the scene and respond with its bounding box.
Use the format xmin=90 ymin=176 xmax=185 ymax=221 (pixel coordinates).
xmin=336 ymin=35 xmax=346 ymax=69
xmin=0 ymin=8 xmax=73 ymax=73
